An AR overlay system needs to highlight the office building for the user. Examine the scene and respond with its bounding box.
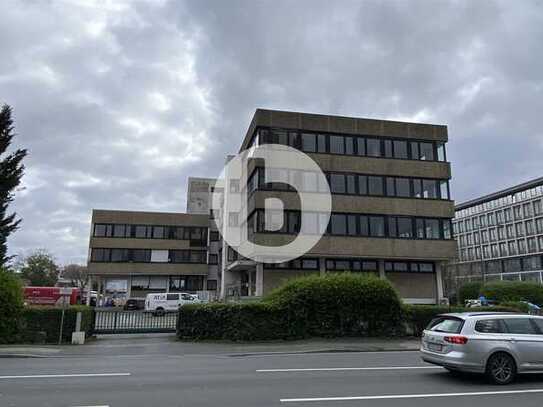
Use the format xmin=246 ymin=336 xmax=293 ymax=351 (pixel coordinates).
xmin=446 ymin=177 xmax=543 ymax=295
xmin=87 ymin=109 xmax=456 ymax=304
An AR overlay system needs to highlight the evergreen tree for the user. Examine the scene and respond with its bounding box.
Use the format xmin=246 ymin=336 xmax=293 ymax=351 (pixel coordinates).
xmin=0 ymin=104 xmax=27 ymax=268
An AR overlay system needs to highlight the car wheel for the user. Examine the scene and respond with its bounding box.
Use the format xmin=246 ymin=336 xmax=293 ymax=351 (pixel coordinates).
xmin=154 ymin=308 xmax=165 ymax=317
xmin=486 ymin=352 xmax=517 ymax=385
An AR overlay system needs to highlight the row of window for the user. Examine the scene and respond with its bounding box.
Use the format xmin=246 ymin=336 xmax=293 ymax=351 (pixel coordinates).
xmin=458 ymin=218 xmax=543 ymax=248
xmin=456 ymin=184 xmax=543 ymax=220
xmin=130 ymin=275 xmax=208 ymax=291
xmin=248 ymin=210 xmax=453 ymax=240
xmin=458 ymin=236 xmax=543 ymax=262
xmin=93 ymin=223 xmax=211 ymax=242
xmin=251 ymin=127 xmax=447 ymax=162
xmin=454 ymin=200 xmax=543 ymax=233
xmin=247 ymin=167 xmax=450 ymax=200
xmin=90 ymin=248 xmax=208 ymax=264
xmin=456 ymin=254 xmax=543 ymax=275
xmin=261 ymin=257 xmax=435 ymax=273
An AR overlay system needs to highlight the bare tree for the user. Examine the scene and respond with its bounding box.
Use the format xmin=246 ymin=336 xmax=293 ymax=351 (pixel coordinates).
xmin=61 ymin=264 xmax=88 ymax=288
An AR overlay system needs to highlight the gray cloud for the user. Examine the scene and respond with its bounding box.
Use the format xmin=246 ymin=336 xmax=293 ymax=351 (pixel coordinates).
xmin=1 ymin=0 xmax=542 ymax=264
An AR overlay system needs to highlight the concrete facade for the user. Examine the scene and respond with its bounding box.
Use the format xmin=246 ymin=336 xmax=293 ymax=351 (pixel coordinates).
xmin=87 ymin=108 xmax=456 ymax=304
xmin=446 ymin=176 xmax=543 ymax=299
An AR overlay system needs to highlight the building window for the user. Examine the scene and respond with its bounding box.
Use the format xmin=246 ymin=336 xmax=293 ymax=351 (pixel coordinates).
xmin=393 ymin=140 xmax=408 ymax=159
xmin=356 ymin=137 xmax=366 ymax=156
xmin=425 ymin=219 xmax=440 ymax=239
xmin=94 ymin=224 xmax=112 ymax=237
xmin=330 ymin=174 xmax=346 ymax=194
xmin=368 ymin=176 xmax=384 ymax=196
xmin=301 ymin=133 xmax=317 ymax=152
xmin=369 ymin=216 xmax=385 ymax=237
xmin=207 ymin=280 xmax=218 ymax=290
xmin=113 ymin=224 xmax=127 ymax=238
xmin=210 ymin=231 xmax=220 ymax=241
xmin=330 ymin=214 xmax=347 ymax=235
xmin=91 ymin=248 xmax=109 ymax=262
xmin=366 ymin=138 xmax=381 ymax=157
xmin=317 ymin=134 xmax=327 ymax=153
xmin=330 ymin=135 xmax=345 ymax=154
xmin=395 ymin=178 xmax=410 ymax=197
xmin=208 ymin=254 xmax=218 ymax=264
xmin=419 ymin=142 xmax=434 ymax=160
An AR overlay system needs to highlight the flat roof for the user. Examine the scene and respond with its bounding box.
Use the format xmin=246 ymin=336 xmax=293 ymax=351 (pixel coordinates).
xmin=456 ymin=176 xmax=543 ymax=211
xmin=239 ymin=108 xmax=448 ymax=152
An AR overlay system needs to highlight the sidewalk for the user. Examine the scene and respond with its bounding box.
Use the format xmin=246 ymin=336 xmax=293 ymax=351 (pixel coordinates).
xmin=0 ymin=335 xmax=420 ymax=358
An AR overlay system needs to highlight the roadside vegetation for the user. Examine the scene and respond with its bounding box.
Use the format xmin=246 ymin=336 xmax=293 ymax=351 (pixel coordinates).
xmin=177 ymin=275 xmax=532 ymax=341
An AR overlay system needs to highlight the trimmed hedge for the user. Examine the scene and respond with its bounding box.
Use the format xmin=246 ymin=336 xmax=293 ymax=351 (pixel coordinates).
xmin=458 ymin=282 xmax=482 ymax=305
xmin=403 ymin=304 xmax=522 ymax=336
xmin=0 ymin=271 xmax=24 ymax=344
xmin=480 ymin=281 xmax=543 ymax=305
xmin=178 ymin=274 xmax=404 ymax=340
xmin=178 ymin=303 xmax=288 ymax=340
xmin=14 ymin=306 xmax=95 ymax=344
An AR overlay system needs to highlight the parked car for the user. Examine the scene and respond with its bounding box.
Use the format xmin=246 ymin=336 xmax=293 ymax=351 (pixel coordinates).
xmin=123 ymin=298 xmax=146 ymax=311
xmin=145 ymin=292 xmax=201 ymax=315
xmin=420 ymin=312 xmax=543 ymax=384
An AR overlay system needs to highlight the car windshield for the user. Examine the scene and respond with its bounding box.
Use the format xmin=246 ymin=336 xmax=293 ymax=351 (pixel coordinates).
xmin=427 ymin=317 xmax=464 ymax=333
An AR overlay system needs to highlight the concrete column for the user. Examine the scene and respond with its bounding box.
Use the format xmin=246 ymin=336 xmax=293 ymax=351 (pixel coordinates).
xmin=96 ymin=277 xmax=102 ymax=305
xmin=126 ymin=275 xmax=132 ymax=298
xmin=378 ymin=260 xmax=386 ymax=279
xmin=86 ymin=275 xmax=93 ymax=305
xmin=255 ymin=263 xmax=264 ymax=297
xmin=436 ymin=262 xmax=444 ymax=304
xmin=248 ymin=270 xmax=253 ymax=296
xmin=319 ymin=257 xmax=326 ymax=276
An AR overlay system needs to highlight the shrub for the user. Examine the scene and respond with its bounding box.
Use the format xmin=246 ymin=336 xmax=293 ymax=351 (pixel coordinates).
xmin=178 ymin=302 xmax=288 ymax=341
xmin=480 ymin=281 xmax=543 ymax=306
xmin=265 ymin=274 xmax=404 ymax=337
xmin=499 ymin=301 xmax=531 ymax=313
xmin=0 ymin=271 xmax=24 ymax=344
xmin=457 ymin=281 xmax=482 ymax=305
xmin=178 ymin=274 xmax=404 ymax=340
xmin=16 ymin=306 xmax=95 ymax=344
xmin=404 ymin=304 xmax=524 ymax=336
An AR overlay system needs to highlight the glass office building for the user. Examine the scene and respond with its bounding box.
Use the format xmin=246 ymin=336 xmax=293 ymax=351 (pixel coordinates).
xmin=446 ymin=176 xmax=543 ymax=295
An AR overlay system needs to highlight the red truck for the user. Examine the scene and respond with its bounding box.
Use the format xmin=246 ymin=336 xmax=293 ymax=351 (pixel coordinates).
xmin=23 ymin=286 xmax=82 ymax=306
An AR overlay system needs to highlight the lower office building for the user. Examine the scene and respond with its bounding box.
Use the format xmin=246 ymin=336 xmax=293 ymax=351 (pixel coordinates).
xmin=87 ymin=109 xmax=456 ymax=304
xmin=446 ymin=176 xmax=543 ymax=296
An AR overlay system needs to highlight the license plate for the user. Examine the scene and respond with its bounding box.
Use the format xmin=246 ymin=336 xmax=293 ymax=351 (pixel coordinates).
xmin=428 ymin=342 xmax=443 ymax=352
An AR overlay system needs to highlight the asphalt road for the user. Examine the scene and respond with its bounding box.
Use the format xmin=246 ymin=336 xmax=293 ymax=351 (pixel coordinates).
xmin=1 ymin=349 xmax=543 ymax=407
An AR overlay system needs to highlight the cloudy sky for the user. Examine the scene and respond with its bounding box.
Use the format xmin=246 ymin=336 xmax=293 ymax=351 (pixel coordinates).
xmin=1 ymin=0 xmax=542 ymax=265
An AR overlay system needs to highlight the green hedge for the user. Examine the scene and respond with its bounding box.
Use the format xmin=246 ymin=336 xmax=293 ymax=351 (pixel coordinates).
xmin=15 ymin=306 xmax=95 ymax=344
xmin=178 ymin=274 xmax=404 ymax=340
xmin=458 ymin=282 xmax=483 ymax=305
xmin=404 ymin=304 xmax=523 ymax=336
xmin=0 ymin=271 xmax=24 ymax=344
xmin=480 ymin=281 xmax=543 ymax=305
xmin=178 ymin=302 xmax=288 ymax=340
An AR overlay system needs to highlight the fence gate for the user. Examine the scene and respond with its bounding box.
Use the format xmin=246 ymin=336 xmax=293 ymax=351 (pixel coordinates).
xmin=93 ymin=310 xmax=178 ymax=334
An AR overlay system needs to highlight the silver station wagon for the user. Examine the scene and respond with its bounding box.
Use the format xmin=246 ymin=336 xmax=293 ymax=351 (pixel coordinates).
xmin=420 ymin=312 xmax=543 ymax=384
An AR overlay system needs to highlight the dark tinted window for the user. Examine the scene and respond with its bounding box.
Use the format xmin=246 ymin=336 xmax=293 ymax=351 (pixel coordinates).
xmin=393 ymin=140 xmax=408 ymax=159
xmin=301 ymin=133 xmax=316 ymax=152
xmin=475 ymin=319 xmax=505 ymax=333
xmin=166 ymin=293 xmax=179 ymax=301
xmin=356 ymin=138 xmax=366 ymax=155
xmin=330 ymin=214 xmax=346 ymax=235
xmin=368 ymin=176 xmax=384 ymax=196
xmin=367 ymin=139 xmax=381 ymax=157
xmin=330 ymin=174 xmax=346 ymax=194
xmin=427 ymin=317 xmax=464 ymax=334
xmin=396 ymin=178 xmax=410 ymax=197
xmin=317 ymin=134 xmax=327 ymax=153
xmin=330 ymin=136 xmax=344 ymax=154
xmin=369 ymin=216 xmax=385 ymax=237
xmin=503 ymin=318 xmax=538 ymax=334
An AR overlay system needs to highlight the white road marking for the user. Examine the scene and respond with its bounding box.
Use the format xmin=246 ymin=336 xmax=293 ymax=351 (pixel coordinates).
xmin=0 ymin=373 xmax=131 ymax=380
xmin=257 ymin=366 xmax=441 ymax=372
xmin=71 ymin=405 xmax=110 ymax=407
xmin=280 ymin=388 xmax=543 ymax=403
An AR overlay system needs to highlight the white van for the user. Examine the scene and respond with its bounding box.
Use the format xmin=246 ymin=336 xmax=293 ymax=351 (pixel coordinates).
xmin=145 ymin=292 xmax=200 ymax=315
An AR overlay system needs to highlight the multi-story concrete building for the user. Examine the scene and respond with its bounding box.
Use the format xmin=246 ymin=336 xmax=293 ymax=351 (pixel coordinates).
xmin=446 ymin=177 xmax=543 ymax=295
xmin=87 ymin=109 xmax=456 ymax=304
xmin=219 ymin=109 xmax=456 ymax=303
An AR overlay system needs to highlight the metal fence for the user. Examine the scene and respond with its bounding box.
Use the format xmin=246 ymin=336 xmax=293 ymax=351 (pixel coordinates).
xmin=94 ymin=310 xmax=178 ymax=334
